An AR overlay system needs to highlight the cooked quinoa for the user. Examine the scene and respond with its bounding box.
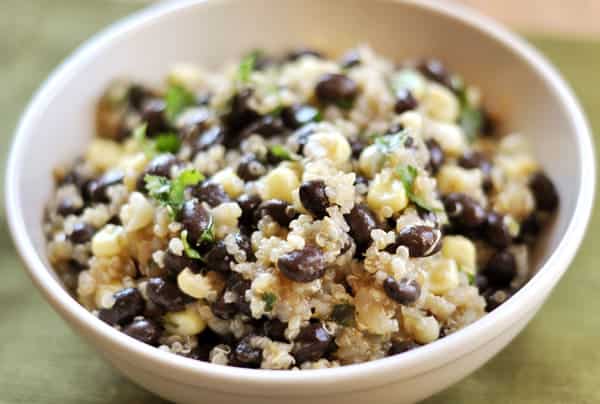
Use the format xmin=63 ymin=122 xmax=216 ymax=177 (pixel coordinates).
xmin=44 ymin=46 xmax=559 ymax=369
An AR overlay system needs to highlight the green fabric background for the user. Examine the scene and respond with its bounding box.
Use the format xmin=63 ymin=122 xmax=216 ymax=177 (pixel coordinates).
xmin=1 ymin=1 xmax=598 ymax=403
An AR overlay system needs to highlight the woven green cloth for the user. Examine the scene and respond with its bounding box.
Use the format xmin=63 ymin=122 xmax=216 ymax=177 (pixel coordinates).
xmin=1 ymin=1 xmax=599 ymax=403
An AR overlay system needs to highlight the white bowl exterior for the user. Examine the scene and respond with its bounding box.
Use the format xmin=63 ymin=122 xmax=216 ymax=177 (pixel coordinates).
xmin=6 ymin=0 xmax=595 ymax=403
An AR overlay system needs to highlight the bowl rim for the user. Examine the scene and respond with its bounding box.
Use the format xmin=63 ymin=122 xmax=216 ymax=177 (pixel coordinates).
xmin=5 ymin=0 xmax=596 ymax=393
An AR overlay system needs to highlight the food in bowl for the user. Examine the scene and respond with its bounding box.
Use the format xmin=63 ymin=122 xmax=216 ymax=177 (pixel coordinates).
xmin=44 ymin=46 xmax=558 ymax=370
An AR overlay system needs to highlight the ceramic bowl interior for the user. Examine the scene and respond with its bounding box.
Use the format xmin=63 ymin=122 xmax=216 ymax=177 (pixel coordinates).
xmin=6 ymin=0 xmax=595 ymax=402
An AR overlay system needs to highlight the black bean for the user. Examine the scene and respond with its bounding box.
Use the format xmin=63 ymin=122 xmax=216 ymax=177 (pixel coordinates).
xmin=193 ymin=126 xmax=225 ymax=153
xmin=350 ymin=139 xmax=365 ymax=159
xmin=68 ymin=222 xmax=96 ymax=244
xmin=339 ymin=50 xmax=361 ymax=69
xmin=87 ymin=170 xmax=124 ymax=204
xmin=143 ymin=299 xmax=166 ymax=319
xmin=281 ymin=104 xmax=321 ymax=130
xmin=261 ymin=319 xmax=288 ymax=341
xmin=458 ymin=151 xmax=492 ymax=175
xmin=404 ymin=136 xmax=415 ymax=148
xmin=57 ymin=198 xmax=83 ymax=217
xmin=141 ymin=98 xmax=170 ymax=136
xmin=315 ymin=73 xmax=358 ymax=106
xmin=223 ymin=89 xmax=261 ymax=133
xmin=387 ymin=225 xmax=442 ymax=257
xmin=98 ymin=287 xmax=145 ymax=326
xmin=237 ymin=194 xmax=262 ymax=230
xmin=178 ymin=107 xmax=210 ymax=136
xmin=146 ymin=277 xmax=187 ymax=312
xmin=180 ymin=199 xmax=212 ymax=246
xmin=191 ymin=182 xmax=230 ymax=207
xmin=292 ymin=123 xmax=317 ymax=154
xmin=136 ymin=154 xmax=179 ymax=192
xmin=475 ymin=274 xmax=489 ymax=293
xmin=189 ymin=328 xmax=222 ymax=361
xmin=239 ymin=115 xmax=286 ymax=141
xmin=123 ymin=318 xmax=162 ymax=346
xmin=257 ymin=199 xmax=297 ymax=227
xmin=127 ymin=84 xmax=153 ymax=111
xmin=61 ymin=165 xmax=91 ymax=191
xmin=517 ymin=213 xmax=541 ymax=244
xmin=443 ymin=193 xmax=487 ymax=229
xmin=236 ymin=154 xmax=266 ymax=182
xmin=484 ymin=212 xmax=512 ymax=248
xmin=388 ymin=340 xmax=420 ymax=356
xmin=394 ymin=89 xmax=418 ymax=114
xmin=286 ymin=47 xmax=323 ymax=61
xmin=425 ymin=139 xmax=444 ymax=175
xmin=529 ymin=172 xmax=559 ymax=211
xmin=211 ymin=273 xmax=251 ymax=319
xmin=163 ymin=250 xmax=202 ymax=277
xmin=483 ymin=250 xmax=517 ymax=288
xmin=418 ymin=59 xmax=451 ymax=87
xmin=484 ymin=289 xmax=511 ymax=312
xmin=205 ymin=233 xmax=253 ymax=273
xmin=277 ymin=245 xmax=327 ymax=283
xmin=344 ymin=204 xmax=378 ymax=254
xmin=383 ymin=277 xmax=421 ymax=305
xmin=292 ymin=323 xmax=334 ymax=364
xmin=230 ymin=336 xmax=262 ymax=368
xmin=299 ymin=180 xmax=329 ymax=219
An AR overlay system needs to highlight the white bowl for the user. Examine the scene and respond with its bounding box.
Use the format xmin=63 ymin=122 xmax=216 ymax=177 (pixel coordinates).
xmin=6 ymin=0 xmax=595 ymax=403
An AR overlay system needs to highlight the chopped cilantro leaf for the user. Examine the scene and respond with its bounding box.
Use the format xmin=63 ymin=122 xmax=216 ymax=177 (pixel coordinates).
xmin=237 ymin=51 xmax=259 ymax=84
xmin=460 ymin=105 xmax=483 ymax=143
xmin=199 ymin=215 xmax=215 ymax=244
xmin=466 ymin=272 xmax=476 ymax=286
xmin=331 ymin=303 xmax=355 ymax=326
xmin=164 ymin=84 xmax=196 ymax=122
xmin=181 ymin=230 xmax=202 ymax=260
xmin=154 ymin=133 xmax=181 ymax=153
xmin=133 ymin=123 xmax=148 ymax=142
xmin=262 ymin=292 xmax=277 ymax=312
xmin=396 ymin=164 xmax=441 ymax=213
xmin=374 ymin=131 xmax=407 ymax=155
xmin=268 ymin=144 xmax=297 ymax=161
xmin=144 ymin=169 xmax=204 ymax=217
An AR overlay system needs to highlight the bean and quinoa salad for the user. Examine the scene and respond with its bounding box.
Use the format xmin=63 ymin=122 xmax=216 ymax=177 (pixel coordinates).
xmin=45 ymin=46 xmax=559 ymax=369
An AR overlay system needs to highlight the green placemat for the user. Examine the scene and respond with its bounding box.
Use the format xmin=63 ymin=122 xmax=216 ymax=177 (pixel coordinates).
xmin=1 ymin=1 xmax=599 ymax=403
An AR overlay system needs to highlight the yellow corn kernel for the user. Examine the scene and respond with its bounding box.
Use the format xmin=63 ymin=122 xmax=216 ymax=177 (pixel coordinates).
xmin=177 ymin=268 xmax=218 ymax=300
xmin=260 ymin=166 xmax=300 ymax=203
xmin=425 ymin=122 xmax=466 ymax=157
xmin=422 ymin=82 xmax=460 ymax=122
xmin=437 ymin=165 xmax=482 ymax=196
xmin=442 ymin=235 xmax=476 ymax=275
xmin=428 ymin=258 xmax=460 ymax=295
xmin=164 ymin=306 xmax=206 ymax=336
xmin=358 ymin=144 xmax=383 ymax=179
xmin=85 ymin=138 xmax=123 ymax=171
xmin=304 ymin=130 xmax=351 ymax=166
xmin=120 ymin=192 xmax=154 ymax=232
xmin=367 ymin=171 xmax=408 ymax=217
xmin=496 ymin=154 xmax=539 ymax=180
xmin=94 ymin=283 xmax=122 ymax=309
xmin=211 ymin=168 xmax=245 ymax=198
xmin=402 ymin=308 xmax=440 ymax=344
xmin=167 ymin=63 xmax=205 ymax=90
xmin=91 ymin=224 xmax=124 ymax=257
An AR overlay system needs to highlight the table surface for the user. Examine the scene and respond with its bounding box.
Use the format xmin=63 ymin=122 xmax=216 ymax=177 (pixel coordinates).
xmin=1 ymin=1 xmax=599 ymax=403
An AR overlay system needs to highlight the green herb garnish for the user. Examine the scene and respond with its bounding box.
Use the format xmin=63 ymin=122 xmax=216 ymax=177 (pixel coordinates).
xmin=164 ymin=84 xmax=196 ymax=122
xmin=466 ymin=272 xmax=476 ymax=286
xmin=145 ymin=168 xmax=204 ymax=216
xmin=237 ymin=50 xmax=260 ymax=84
xmin=374 ymin=131 xmax=408 ymax=155
xmin=134 ymin=123 xmax=181 ymax=157
xmin=331 ymin=303 xmax=356 ymax=326
xmin=181 ymin=230 xmax=202 ymax=260
xmin=396 ymin=164 xmax=441 ymax=213
xmin=268 ymin=144 xmax=297 ymax=161
xmin=459 ymin=105 xmax=483 ymax=144
xmin=199 ymin=215 xmax=215 ymax=244
xmin=262 ymin=292 xmax=277 ymax=312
